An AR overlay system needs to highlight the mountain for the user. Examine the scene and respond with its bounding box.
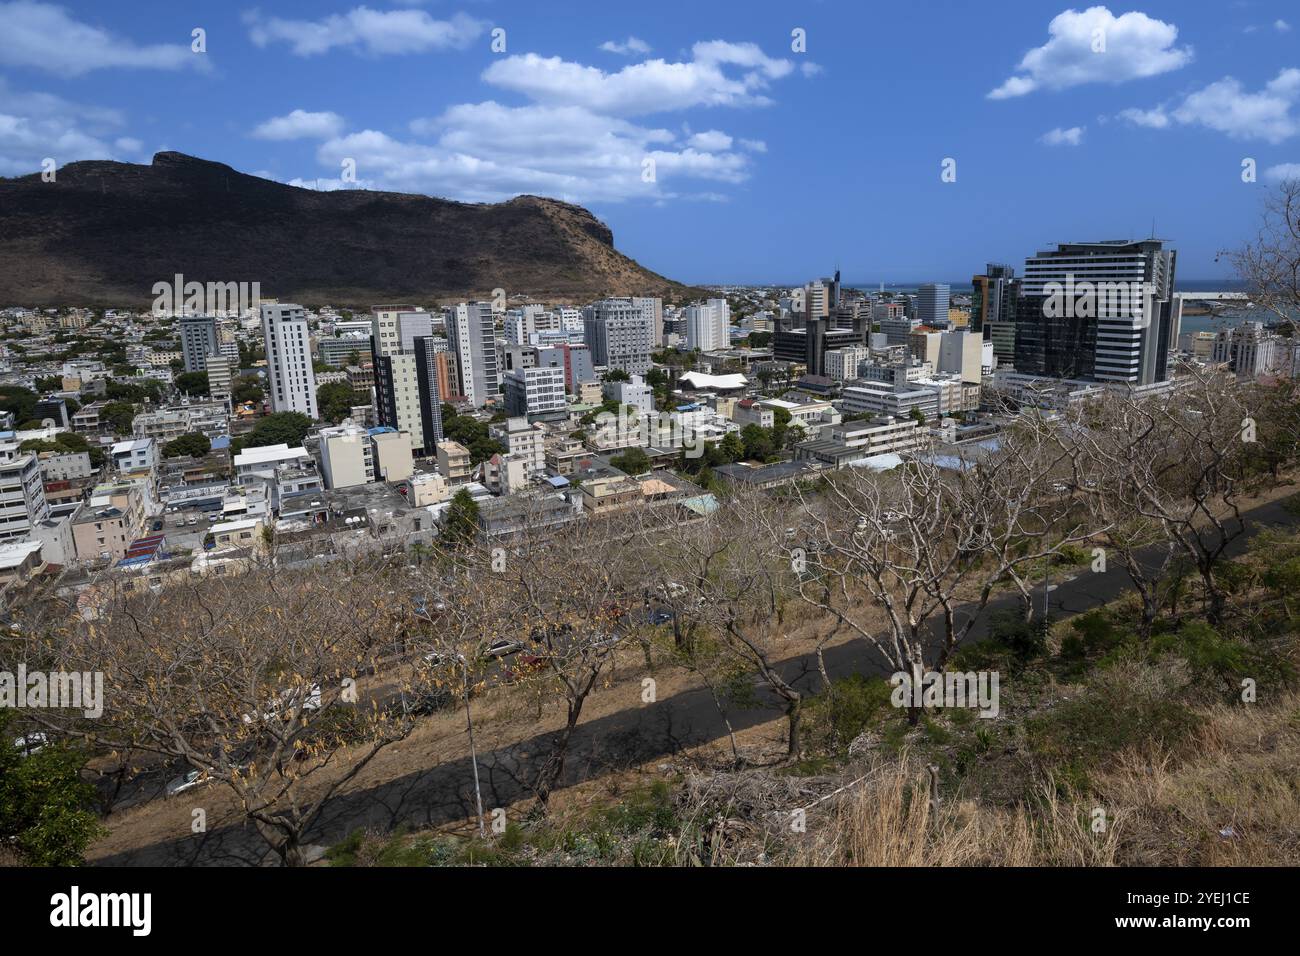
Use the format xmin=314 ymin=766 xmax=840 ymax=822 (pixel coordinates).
xmin=0 ymin=152 xmax=693 ymax=307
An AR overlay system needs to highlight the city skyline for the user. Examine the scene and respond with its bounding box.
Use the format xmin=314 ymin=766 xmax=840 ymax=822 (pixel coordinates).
xmin=0 ymin=1 xmax=1297 ymax=286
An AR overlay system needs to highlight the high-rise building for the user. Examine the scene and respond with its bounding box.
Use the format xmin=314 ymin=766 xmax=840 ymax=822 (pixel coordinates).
xmin=261 ymin=303 xmax=318 ymax=418
xmin=917 ymin=284 xmax=951 ymax=328
xmin=1013 ymin=239 xmax=1177 ymax=385
xmin=685 ymin=299 xmax=730 ymax=352
xmin=447 ymin=302 xmax=500 ymax=405
xmin=179 ymin=314 xmax=220 ymax=373
xmin=971 ymin=264 xmax=1020 ymax=366
xmin=632 ymin=297 xmax=664 ymax=346
xmin=583 ymin=298 xmax=654 ymax=375
xmin=371 ymin=307 xmax=432 ymax=454
xmin=412 ymin=337 xmax=446 ymax=450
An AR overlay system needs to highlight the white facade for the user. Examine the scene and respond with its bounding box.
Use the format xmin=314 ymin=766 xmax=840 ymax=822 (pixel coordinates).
xmin=261 ymin=303 xmax=318 ymax=418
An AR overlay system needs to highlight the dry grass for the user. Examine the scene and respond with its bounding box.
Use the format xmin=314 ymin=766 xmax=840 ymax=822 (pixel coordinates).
xmin=798 ymin=688 xmax=1300 ymax=867
xmin=797 ymin=752 xmax=1121 ymax=866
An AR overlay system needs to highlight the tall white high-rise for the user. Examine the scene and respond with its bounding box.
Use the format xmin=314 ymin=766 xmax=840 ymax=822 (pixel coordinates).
xmin=261 ymin=303 xmax=318 ymax=418
xmin=447 ymin=302 xmax=500 ymax=406
xmin=685 ymin=299 xmax=731 ymax=352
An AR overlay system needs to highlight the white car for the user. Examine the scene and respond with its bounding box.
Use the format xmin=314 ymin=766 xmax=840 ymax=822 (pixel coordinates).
xmin=485 ymin=639 xmax=524 ymax=658
xmin=12 ymin=732 xmax=48 ymax=757
xmin=165 ymin=769 xmax=204 ymax=798
xmin=241 ymin=683 xmax=322 ymax=724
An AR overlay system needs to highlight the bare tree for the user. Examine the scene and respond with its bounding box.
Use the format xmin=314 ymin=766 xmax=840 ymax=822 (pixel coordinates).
xmin=1060 ymin=371 xmax=1252 ymax=625
xmin=787 ymin=418 xmax=1090 ymax=723
xmin=23 ymin=553 xmax=423 ymax=866
xmin=1228 ymin=176 xmax=1300 ymax=324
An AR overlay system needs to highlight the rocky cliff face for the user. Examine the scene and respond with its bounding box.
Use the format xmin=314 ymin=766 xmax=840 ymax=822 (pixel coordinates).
xmin=0 ymin=152 xmax=689 ymax=307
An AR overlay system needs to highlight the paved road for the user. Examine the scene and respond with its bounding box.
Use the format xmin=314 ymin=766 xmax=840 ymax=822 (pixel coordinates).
xmin=97 ymin=495 xmax=1296 ymax=865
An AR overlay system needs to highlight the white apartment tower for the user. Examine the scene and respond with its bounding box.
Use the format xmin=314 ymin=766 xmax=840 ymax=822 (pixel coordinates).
xmin=447 ymin=302 xmax=500 ymax=406
xmin=584 ymin=298 xmax=654 ymax=374
xmin=261 ymin=303 xmax=318 ymax=418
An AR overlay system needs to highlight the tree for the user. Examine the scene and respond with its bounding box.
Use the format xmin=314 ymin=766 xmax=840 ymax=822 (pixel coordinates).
xmin=317 ymin=381 xmax=363 ymax=424
xmin=174 ymin=371 xmax=209 ymax=396
xmin=230 ymin=412 xmax=312 ymax=456
xmin=610 ymin=447 xmax=651 ymax=475
xmin=232 ymin=375 xmax=265 ymax=405
xmin=790 ymin=417 xmax=1088 ymax=724
xmin=0 ymin=386 xmax=38 ymax=423
xmin=604 ymin=368 xmax=631 ymax=383
xmin=1056 ymin=370 xmax=1253 ymax=625
xmin=163 ymin=432 xmax=212 ymax=459
xmin=22 ymin=557 xmax=422 ymax=866
xmin=0 ymin=712 xmax=103 ymax=866
xmin=441 ymin=489 xmax=480 ymax=546
xmin=1228 ymin=176 xmax=1300 ymax=323
xmin=101 ymin=401 xmax=137 ymax=435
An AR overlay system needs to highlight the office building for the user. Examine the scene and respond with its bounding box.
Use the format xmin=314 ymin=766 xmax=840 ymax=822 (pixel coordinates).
xmin=971 ymin=264 xmax=1019 ymax=365
xmin=1014 ymin=239 xmax=1177 ymax=385
xmin=917 ymin=284 xmax=951 ymax=329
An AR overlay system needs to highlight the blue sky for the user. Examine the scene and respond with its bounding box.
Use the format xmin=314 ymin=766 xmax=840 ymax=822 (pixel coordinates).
xmin=0 ymin=0 xmax=1297 ymax=285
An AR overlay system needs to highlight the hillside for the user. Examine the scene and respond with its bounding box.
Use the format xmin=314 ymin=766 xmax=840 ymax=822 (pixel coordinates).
xmin=0 ymin=152 xmax=692 ymax=307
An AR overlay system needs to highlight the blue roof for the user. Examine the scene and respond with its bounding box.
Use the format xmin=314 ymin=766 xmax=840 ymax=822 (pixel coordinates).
xmin=546 ymin=475 xmax=570 ymax=488
xmin=368 ymin=426 xmax=397 ymax=435
xmin=211 ymin=435 xmax=231 ymax=449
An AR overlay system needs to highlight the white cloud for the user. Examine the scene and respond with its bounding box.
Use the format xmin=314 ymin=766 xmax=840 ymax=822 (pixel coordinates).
xmin=268 ymin=38 xmax=797 ymax=204
xmin=0 ymin=78 xmax=133 ymax=175
xmin=1276 ymin=20 xmax=1293 ymax=33
xmin=988 ymin=6 xmax=1192 ymax=99
xmin=252 ymin=109 xmax=346 ymax=141
xmin=1119 ymin=69 xmax=1300 ymax=143
xmin=244 ymin=6 xmax=487 ymax=57
xmin=1041 ymin=125 xmax=1086 ymax=145
xmin=483 ymin=41 xmax=797 ymax=116
xmin=599 ymin=37 xmax=651 ymax=56
xmin=315 ymin=101 xmax=753 ymax=203
xmin=0 ymin=0 xmax=208 ymax=76
xmin=1117 ymin=106 xmax=1170 ymax=128
xmin=1264 ymin=162 xmax=1300 ymax=181
xmin=686 ymin=129 xmax=733 ymax=151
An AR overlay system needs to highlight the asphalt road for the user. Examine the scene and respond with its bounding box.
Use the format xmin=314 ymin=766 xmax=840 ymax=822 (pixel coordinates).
xmin=96 ymin=494 xmax=1298 ymax=865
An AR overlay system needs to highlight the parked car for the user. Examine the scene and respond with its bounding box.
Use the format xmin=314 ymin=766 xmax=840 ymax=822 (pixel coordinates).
xmin=484 ymin=639 xmax=523 ymax=659
xmin=165 ymin=769 xmax=203 ymax=798
xmin=12 ymin=732 xmax=48 ymax=757
xmin=650 ymin=610 xmax=674 ymax=625
xmin=151 ymin=519 xmax=164 ymax=532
